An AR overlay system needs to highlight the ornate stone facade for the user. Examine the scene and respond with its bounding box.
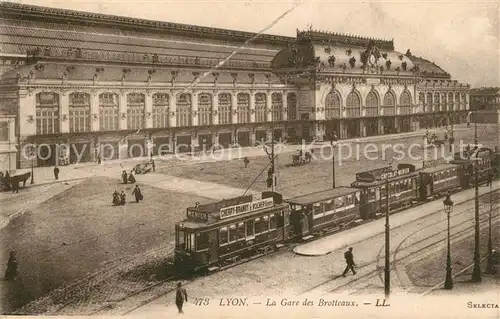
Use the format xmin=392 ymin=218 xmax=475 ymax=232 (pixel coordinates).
xmin=0 ymin=3 xmax=470 ymax=168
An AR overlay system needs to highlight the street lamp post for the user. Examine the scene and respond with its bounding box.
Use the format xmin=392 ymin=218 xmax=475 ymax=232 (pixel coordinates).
xmin=485 ymin=179 xmax=495 ymax=274
xmin=471 ymin=114 xmax=482 ymax=282
xmin=443 ymin=194 xmax=454 ymax=289
xmin=384 ymin=178 xmax=390 ymax=297
xmin=331 ymin=130 xmax=338 ymax=189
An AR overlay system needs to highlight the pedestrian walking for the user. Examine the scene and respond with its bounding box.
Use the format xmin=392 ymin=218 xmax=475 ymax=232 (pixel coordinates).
xmin=342 ymin=247 xmax=356 ymax=277
xmin=122 ymin=170 xmax=128 ymax=184
xmin=53 ymin=166 xmax=59 ymax=180
xmin=243 ymin=157 xmax=249 ymax=168
xmin=4 ymin=251 xmax=18 ymax=281
xmin=132 ymin=185 xmax=143 ymax=203
xmin=486 ymin=171 xmax=493 ymax=186
xmin=151 ymin=159 xmax=155 ymax=172
xmin=175 ymin=282 xmax=188 ymax=314
xmin=128 ymin=172 xmax=136 ymax=184
xmin=120 ymin=191 xmax=126 ymax=205
xmin=97 ymin=154 xmax=101 ymax=164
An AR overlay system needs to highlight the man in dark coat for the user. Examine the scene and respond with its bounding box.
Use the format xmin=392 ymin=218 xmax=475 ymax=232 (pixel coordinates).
xmin=128 ymin=172 xmax=136 ymax=184
xmin=342 ymin=247 xmax=356 ymax=277
xmin=120 ymin=191 xmax=126 ymax=205
xmin=53 ymin=166 xmax=59 ymax=180
xmin=4 ymin=251 xmax=18 ymax=281
xmin=132 ymin=185 xmax=142 ymax=203
xmin=122 ymin=170 xmax=128 ymax=184
xmin=243 ymin=157 xmax=249 ymax=168
xmin=175 ymin=282 xmax=188 ymax=314
xmin=151 ymin=159 xmax=155 ymax=172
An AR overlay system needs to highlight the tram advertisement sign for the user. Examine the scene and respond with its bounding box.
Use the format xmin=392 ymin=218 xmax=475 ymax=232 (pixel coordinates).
xmin=220 ymin=198 xmax=274 ymax=219
xmin=422 ymin=158 xmax=446 ymax=169
xmin=380 ymin=167 xmax=410 ymax=180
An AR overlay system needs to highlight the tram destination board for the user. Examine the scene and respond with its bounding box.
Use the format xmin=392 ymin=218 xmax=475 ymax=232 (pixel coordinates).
xmin=219 ymin=198 xmax=274 ymax=219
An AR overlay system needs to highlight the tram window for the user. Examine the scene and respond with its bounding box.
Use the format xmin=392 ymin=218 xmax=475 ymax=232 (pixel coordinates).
xmin=335 ymin=197 xmax=344 ymax=208
xmin=263 ymin=215 xmax=269 ymax=231
xmin=237 ymin=222 xmax=245 ymax=239
xmin=313 ymin=203 xmax=323 ymax=216
xmin=324 ymin=200 xmax=335 ymax=213
xmin=368 ymin=189 xmax=376 ymax=201
xmin=177 ymin=229 xmax=185 ymax=249
xmin=229 ymin=224 xmax=238 ymax=242
xmin=196 ymin=232 xmax=209 ymax=251
xmin=346 ymin=195 xmax=353 ymax=206
xmin=189 ymin=233 xmax=195 ymax=251
xmin=380 ymin=185 xmax=387 ymax=198
xmin=255 ymin=217 xmax=264 ymax=234
xmin=219 ymin=227 xmax=228 ymax=245
xmin=270 ymin=213 xmax=277 ymax=230
xmin=246 ymin=220 xmax=255 ymax=237
xmin=283 ymin=210 xmax=290 ymax=226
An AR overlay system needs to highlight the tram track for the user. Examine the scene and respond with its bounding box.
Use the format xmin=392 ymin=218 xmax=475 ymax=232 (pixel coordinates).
xmin=300 ymin=192 xmax=500 ymax=296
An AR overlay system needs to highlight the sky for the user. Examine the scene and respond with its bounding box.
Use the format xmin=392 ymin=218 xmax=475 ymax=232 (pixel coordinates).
xmin=9 ymin=0 xmax=500 ymax=88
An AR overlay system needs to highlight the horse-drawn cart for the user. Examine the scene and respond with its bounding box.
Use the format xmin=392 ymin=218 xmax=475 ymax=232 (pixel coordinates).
xmin=291 ymin=150 xmax=313 ymax=166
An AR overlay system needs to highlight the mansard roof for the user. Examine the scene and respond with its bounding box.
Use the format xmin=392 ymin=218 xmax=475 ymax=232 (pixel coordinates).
xmin=470 ymin=87 xmax=500 ymax=96
xmin=407 ymin=56 xmax=450 ymax=79
xmin=0 ymin=2 xmax=294 ymax=46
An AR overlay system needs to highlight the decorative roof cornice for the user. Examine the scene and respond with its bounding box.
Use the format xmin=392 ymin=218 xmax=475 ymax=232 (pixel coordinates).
xmin=296 ymin=29 xmax=394 ymax=50
xmin=0 ymin=2 xmax=295 ymax=45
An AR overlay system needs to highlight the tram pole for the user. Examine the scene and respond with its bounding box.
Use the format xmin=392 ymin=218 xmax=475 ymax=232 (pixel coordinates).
xmin=485 ymin=177 xmax=495 ymax=274
xmin=471 ymin=116 xmax=482 ymax=282
xmin=271 ymin=111 xmax=276 ymax=192
xmin=332 ymin=131 xmax=338 ymax=189
xmin=384 ymin=178 xmax=390 ymax=297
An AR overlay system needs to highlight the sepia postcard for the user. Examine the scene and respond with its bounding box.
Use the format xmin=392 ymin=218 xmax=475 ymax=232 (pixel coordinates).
xmin=0 ymin=0 xmax=499 ymax=318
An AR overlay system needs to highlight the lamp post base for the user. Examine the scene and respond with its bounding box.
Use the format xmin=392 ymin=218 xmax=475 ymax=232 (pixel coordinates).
xmin=444 ymin=268 xmax=453 ymax=289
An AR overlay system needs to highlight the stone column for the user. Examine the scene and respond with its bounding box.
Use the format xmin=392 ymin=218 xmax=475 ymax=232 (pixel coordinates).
xmin=119 ymin=91 xmax=127 ymax=130
xmin=145 ymin=92 xmax=153 ymax=129
xmin=191 ymin=92 xmax=198 ymax=126
xmin=212 ymin=92 xmax=219 ymax=125
xmin=266 ymin=92 xmax=272 ymax=122
xmin=170 ymin=93 xmax=177 ymax=127
xmin=249 ymin=93 xmax=255 ymax=123
xmin=282 ymin=92 xmax=288 ymax=121
xmin=231 ymin=93 xmax=238 ymax=124
xmin=60 ymin=92 xmax=69 ymax=133
xmin=360 ymin=120 xmax=366 ymax=137
xmin=90 ymin=91 xmax=100 ymax=131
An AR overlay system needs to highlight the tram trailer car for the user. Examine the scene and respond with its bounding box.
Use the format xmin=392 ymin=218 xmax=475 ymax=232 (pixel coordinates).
xmin=174 ymin=192 xmax=290 ymax=275
xmin=284 ymin=187 xmax=361 ymax=240
xmin=449 ymin=147 xmax=494 ymax=188
xmin=418 ymin=159 xmax=461 ymax=200
xmin=351 ymin=164 xmax=419 ymax=219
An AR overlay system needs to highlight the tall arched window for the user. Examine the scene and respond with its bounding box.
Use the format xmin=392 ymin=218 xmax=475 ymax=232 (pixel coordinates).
xmin=176 ymin=93 xmax=192 ymax=127
xmin=448 ymin=92 xmax=454 ymax=111
xmin=419 ymin=92 xmax=425 ymax=112
xmin=198 ymin=93 xmax=212 ymax=126
xmin=325 ymin=90 xmax=341 ymax=119
xmin=455 ymin=92 xmax=461 ymax=111
xmin=441 ymin=93 xmax=447 ymax=112
xmin=346 ymin=91 xmax=361 ymax=117
xmin=426 ymin=92 xmax=433 ymax=112
xmin=36 ymin=92 xmax=60 ymax=135
xmin=287 ymin=93 xmax=297 ymax=120
xmin=255 ymin=93 xmax=267 ymax=122
xmin=127 ymin=93 xmax=145 ymax=129
xmin=271 ymin=93 xmax=283 ymax=121
xmin=365 ymin=91 xmax=379 ymax=116
xmin=152 ymin=93 xmax=169 ymax=128
xmin=434 ymin=93 xmax=440 ymax=112
xmin=99 ymin=92 xmax=119 ymax=131
xmin=383 ymin=91 xmax=396 ymax=115
xmin=218 ymin=93 xmax=232 ymax=125
xmin=69 ymin=92 xmax=90 ymax=133
xmin=399 ymin=91 xmax=411 ymax=115
xmin=237 ymin=93 xmax=250 ymax=123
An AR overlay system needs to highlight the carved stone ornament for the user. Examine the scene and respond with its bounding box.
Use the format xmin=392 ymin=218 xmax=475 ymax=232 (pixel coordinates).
xmin=93 ymin=114 xmax=99 ymax=121
xmin=171 ymin=112 xmax=175 ymax=117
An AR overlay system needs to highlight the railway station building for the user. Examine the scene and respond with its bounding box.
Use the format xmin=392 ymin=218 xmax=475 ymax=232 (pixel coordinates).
xmin=0 ymin=2 xmax=470 ymax=170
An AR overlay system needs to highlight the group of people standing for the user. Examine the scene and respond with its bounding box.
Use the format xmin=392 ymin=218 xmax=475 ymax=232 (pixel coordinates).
xmin=121 ymin=170 xmax=136 ymax=184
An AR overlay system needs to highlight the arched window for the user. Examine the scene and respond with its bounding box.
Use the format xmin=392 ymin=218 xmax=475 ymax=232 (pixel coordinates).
xmin=255 ymin=93 xmax=267 ymax=122
xmin=69 ymin=92 xmax=90 ymax=133
xmin=287 ymin=93 xmax=297 ymax=120
xmin=383 ymin=91 xmax=396 ymax=115
xmin=346 ymin=91 xmax=361 ymax=117
xmin=365 ymin=91 xmax=379 ymax=116
xmin=434 ymin=93 xmax=441 ymax=112
xmin=152 ymin=93 xmax=169 ymax=128
xmin=127 ymin=93 xmax=145 ymax=129
xmin=218 ymin=93 xmax=232 ymax=125
xmin=455 ymin=92 xmax=461 ymax=111
xmin=419 ymin=92 xmax=425 ymax=112
xmin=271 ymin=93 xmax=283 ymax=121
xmin=237 ymin=93 xmax=250 ymax=124
xmin=325 ymin=90 xmax=341 ymax=119
xmin=198 ymin=93 xmax=212 ymax=126
xmin=36 ymin=92 xmax=60 ymax=135
xmin=426 ymin=92 xmax=433 ymax=112
xmin=399 ymin=91 xmax=411 ymax=114
xmin=176 ymin=93 xmax=192 ymax=127
xmin=448 ymin=92 xmax=454 ymax=111
xmin=99 ymin=92 xmax=119 ymax=131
